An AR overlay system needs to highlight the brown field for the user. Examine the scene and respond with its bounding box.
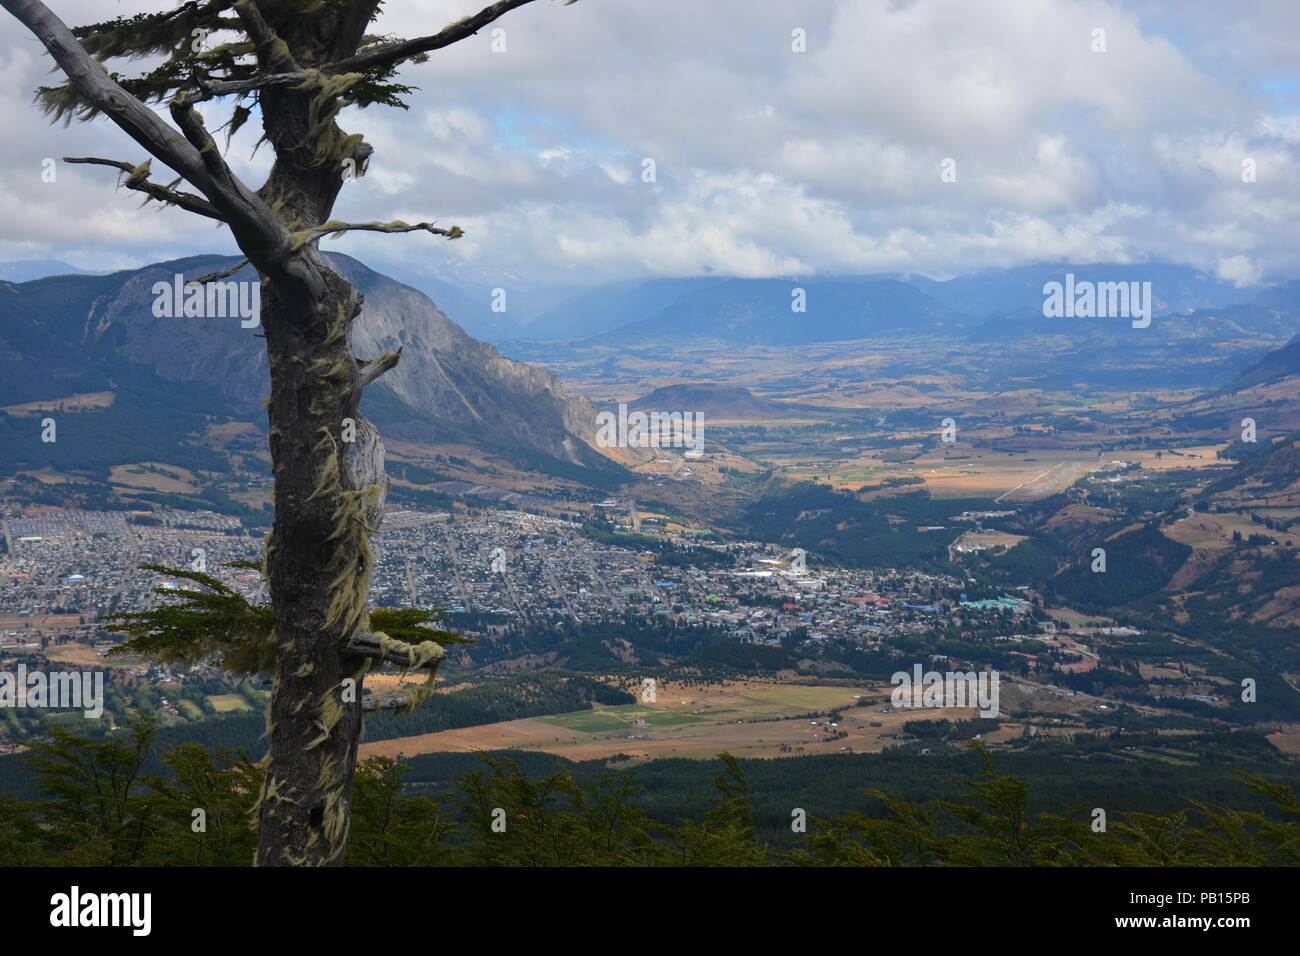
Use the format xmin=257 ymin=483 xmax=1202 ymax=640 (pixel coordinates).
xmin=1267 ymin=731 xmax=1300 ymax=756
xmin=1 ymin=391 xmax=115 ymax=416
xmin=46 ymin=643 xmax=140 ymax=669
xmin=952 ymin=529 xmax=1028 ymax=553
xmin=109 ymin=463 xmax=200 ymax=494
xmin=362 ymin=672 xmax=470 ymax=694
xmin=0 ymin=612 xmax=84 ymax=631
xmin=359 ymin=678 xmax=1050 ymax=763
xmin=824 ymin=443 xmax=1109 ymax=501
xmin=204 ymin=420 xmax=258 ymax=444
xmin=14 ymin=469 xmax=80 ymax=485
xmin=1124 ymin=444 xmax=1230 ymax=471
xmin=1164 ymin=509 xmax=1284 ymax=551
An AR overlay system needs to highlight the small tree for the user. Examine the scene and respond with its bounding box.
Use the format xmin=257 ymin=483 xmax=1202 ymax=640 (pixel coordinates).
xmin=1 ymin=0 xmax=579 ymax=865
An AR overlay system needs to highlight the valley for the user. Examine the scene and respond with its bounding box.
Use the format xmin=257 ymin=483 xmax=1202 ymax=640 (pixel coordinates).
xmin=3 ymin=256 xmax=1300 ymax=821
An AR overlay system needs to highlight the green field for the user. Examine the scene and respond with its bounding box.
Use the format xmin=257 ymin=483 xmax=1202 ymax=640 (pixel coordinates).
xmin=539 ymin=704 xmax=705 ymax=733
xmin=207 ymin=693 xmax=252 ymax=713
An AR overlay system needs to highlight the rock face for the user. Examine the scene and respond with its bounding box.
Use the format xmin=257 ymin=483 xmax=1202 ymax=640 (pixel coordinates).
xmin=328 ymin=255 xmax=612 ymax=465
xmin=2 ymin=253 xmax=622 ymax=472
xmin=1231 ymin=334 xmax=1300 ymax=391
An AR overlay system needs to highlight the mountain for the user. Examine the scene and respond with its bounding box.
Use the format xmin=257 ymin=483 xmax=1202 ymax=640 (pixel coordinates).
xmin=515 ymin=261 xmax=1262 ymax=346
xmin=968 ymin=302 xmax=1300 ymax=345
xmin=595 ymin=277 xmax=962 ymax=345
xmin=388 ymin=273 xmax=586 ymax=344
xmin=626 ymin=383 xmax=789 ymax=419
xmin=904 ymin=262 xmax=1255 ymax=317
xmin=0 ymin=254 xmax=627 ymax=480
xmin=0 ymin=259 xmax=88 ymax=282
xmin=523 ymin=277 xmax=725 ymax=341
xmin=1202 ymin=431 xmax=1300 ymax=507
xmin=1230 ymin=335 xmax=1300 ymax=390
xmin=1253 ymin=281 xmax=1300 ymax=311
xmin=387 ymin=273 xmax=512 ymax=342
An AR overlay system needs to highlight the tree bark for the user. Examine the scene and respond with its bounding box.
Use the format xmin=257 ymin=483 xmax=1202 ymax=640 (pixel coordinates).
xmin=255 ymin=255 xmax=387 ymax=866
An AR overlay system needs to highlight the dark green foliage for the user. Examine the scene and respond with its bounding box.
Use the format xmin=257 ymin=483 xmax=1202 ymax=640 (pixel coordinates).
xmin=139 ymin=743 xmax=263 ymax=866
xmin=730 ymin=482 xmax=967 ymax=571
xmin=348 ymin=757 xmax=453 ymax=866
xmin=1 ymin=723 xmax=1297 ymax=866
xmin=457 ymin=755 xmax=656 ymax=866
xmin=102 ymin=563 xmax=278 ymax=673
xmin=20 ymin=719 xmax=158 ymax=866
xmin=663 ymin=753 xmax=767 ymax=866
xmin=0 ymin=378 xmax=227 ymax=479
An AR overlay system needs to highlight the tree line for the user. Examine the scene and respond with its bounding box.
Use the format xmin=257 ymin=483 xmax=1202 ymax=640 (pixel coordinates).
xmin=1 ymin=719 xmax=1295 ymax=867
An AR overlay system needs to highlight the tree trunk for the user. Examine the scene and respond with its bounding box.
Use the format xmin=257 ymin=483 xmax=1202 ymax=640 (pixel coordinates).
xmin=255 ymin=253 xmax=386 ymax=866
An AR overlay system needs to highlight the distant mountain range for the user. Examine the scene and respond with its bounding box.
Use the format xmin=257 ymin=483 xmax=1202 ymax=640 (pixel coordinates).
xmin=388 ymin=272 xmax=585 ymax=343
xmin=515 ymin=275 xmax=963 ymax=344
xmin=525 ymin=277 xmax=728 ymax=340
xmin=0 ymin=259 xmax=89 ymax=282
xmin=11 ymin=257 xmax=1297 ymax=352
xmin=502 ymin=262 xmax=1292 ymax=348
xmin=596 ymin=277 xmax=964 ymax=346
xmin=0 ymin=254 xmax=626 ymax=481
xmin=902 ymin=262 xmax=1256 ymax=317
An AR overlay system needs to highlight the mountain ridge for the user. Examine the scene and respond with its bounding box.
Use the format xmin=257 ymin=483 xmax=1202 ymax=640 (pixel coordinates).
xmin=0 ymin=253 xmax=628 ymax=480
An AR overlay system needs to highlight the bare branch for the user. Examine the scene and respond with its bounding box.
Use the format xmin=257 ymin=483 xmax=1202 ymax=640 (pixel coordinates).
xmin=168 ymin=94 xmax=292 ymax=265
xmin=342 ymin=631 xmax=445 ymax=669
xmin=358 ymin=348 xmax=402 ymax=388
xmin=313 ymin=219 xmax=465 ymax=241
xmin=360 ymin=692 xmax=410 ymax=712
xmin=64 ymin=156 xmax=227 ymax=222
xmin=2 ymin=0 xmax=209 ymax=184
xmin=193 ymin=71 xmax=302 ymax=103
xmin=185 ymin=0 xmax=576 ymax=101
xmin=1 ymin=0 xmax=290 ymax=268
xmin=169 ymin=97 xmax=239 ymax=189
xmin=192 ymin=258 xmax=251 ymax=284
xmin=332 ymin=0 xmax=555 ymax=75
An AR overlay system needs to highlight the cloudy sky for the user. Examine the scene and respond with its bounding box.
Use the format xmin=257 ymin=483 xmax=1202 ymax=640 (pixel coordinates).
xmin=1 ymin=0 xmax=1298 ymax=288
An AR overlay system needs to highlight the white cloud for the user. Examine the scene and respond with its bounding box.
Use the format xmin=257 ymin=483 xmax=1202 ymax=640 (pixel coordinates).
xmin=0 ymin=0 xmax=1297 ymax=287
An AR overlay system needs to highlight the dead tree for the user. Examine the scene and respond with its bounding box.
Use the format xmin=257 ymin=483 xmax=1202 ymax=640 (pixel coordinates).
xmin=1 ymin=0 xmax=579 ymax=866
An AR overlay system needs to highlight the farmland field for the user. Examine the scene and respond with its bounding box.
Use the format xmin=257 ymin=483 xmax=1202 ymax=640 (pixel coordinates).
xmin=207 ymin=694 xmax=252 ymax=714
xmin=357 ymin=678 xmax=1039 ymax=763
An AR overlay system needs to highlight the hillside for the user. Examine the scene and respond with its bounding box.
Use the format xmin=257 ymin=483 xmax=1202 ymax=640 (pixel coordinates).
xmin=0 ymin=254 xmax=630 ymax=481
xmin=626 ymin=383 xmax=789 ymax=418
xmin=1231 ymin=336 xmax=1300 ymax=390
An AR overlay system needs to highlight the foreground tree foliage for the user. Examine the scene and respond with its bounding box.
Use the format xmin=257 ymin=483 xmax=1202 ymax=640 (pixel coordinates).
xmin=0 ymin=0 xmax=580 ymax=866
xmin=1 ymin=724 xmax=1296 ymax=867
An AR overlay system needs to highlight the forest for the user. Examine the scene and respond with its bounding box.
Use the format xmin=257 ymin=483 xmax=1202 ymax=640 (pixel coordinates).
xmin=0 ymin=718 xmax=1295 ymax=867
